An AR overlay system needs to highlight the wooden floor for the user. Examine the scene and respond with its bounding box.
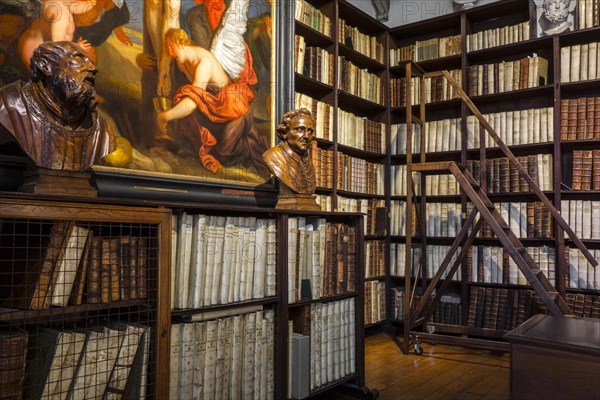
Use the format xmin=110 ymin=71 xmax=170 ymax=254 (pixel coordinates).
xmin=312 ymin=331 xmax=510 ymax=400
xmin=363 ymin=332 xmax=510 ymax=400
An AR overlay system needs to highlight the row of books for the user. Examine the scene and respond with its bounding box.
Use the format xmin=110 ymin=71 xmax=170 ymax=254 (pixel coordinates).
xmin=390 ymin=289 xmax=462 ymax=326
xmin=389 ymin=244 xmax=417 ymax=277
xmin=390 ymin=69 xmax=462 ymax=108
xmin=314 ymin=195 xmax=333 ymax=212
xmin=565 ymin=291 xmax=600 ymax=318
xmin=294 ymin=36 xmax=334 ymax=86
xmin=432 ymin=293 xmax=462 ymax=326
xmin=390 ymin=287 xmax=404 ymax=320
xmin=307 ymin=299 xmax=356 ymax=390
xmin=0 ymin=327 xmax=27 ymax=399
xmin=26 ymin=322 xmax=149 ymax=400
xmin=465 ymin=154 xmax=554 ymax=193
xmin=468 ymin=287 xmax=550 ymax=331
xmin=468 ymin=245 xmax=555 ymax=286
xmin=0 ymin=220 xmax=149 ymax=310
xmin=312 ymin=146 xmax=334 ymax=190
xmin=466 ymin=107 xmax=555 ymax=148
xmin=336 ymin=197 xmax=385 ymax=236
xmin=338 ymin=57 xmax=383 ymax=105
xmin=337 ymin=109 xmax=385 ymax=153
xmin=364 ymin=281 xmax=386 ymax=325
xmin=467 ymin=55 xmax=549 ymax=97
xmin=390 ymin=118 xmax=462 ymax=156
xmin=365 ymin=240 xmax=386 ymax=278
xmin=577 ymin=0 xmax=600 ymax=29
xmin=466 ymin=21 xmax=530 ymax=52
xmin=170 ymin=214 xmax=276 ymax=310
xmin=560 ymin=42 xmax=600 ymax=83
xmin=170 ymin=310 xmax=274 ymax=400
xmin=472 ymin=201 xmax=555 ymax=239
xmin=288 ymin=218 xmax=356 ymax=303
xmin=390 ymin=165 xmax=423 ymax=197
xmin=390 ymin=34 xmax=461 ymax=64
xmin=294 ymin=0 xmax=331 ymax=37
xmin=424 ymin=203 xmax=464 ymax=238
xmin=423 ymin=245 xmax=462 ymax=281
xmin=389 ymin=200 xmax=416 ymax=236
xmin=336 ymin=153 xmax=384 ymax=195
xmin=414 ymin=35 xmax=461 ymax=61
xmin=565 ymin=247 xmax=600 ymax=290
xmin=338 ymin=18 xmax=385 ymax=63
xmin=424 ymin=174 xmax=461 ymax=196
xmin=390 ymin=122 xmax=424 ymax=156
xmin=294 ymin=92 xmax=333 ymax=141
xmin=560 ymin=97 xmax=600 ymax=140
xmin=562 ymin=200 xmax=600 ymax=240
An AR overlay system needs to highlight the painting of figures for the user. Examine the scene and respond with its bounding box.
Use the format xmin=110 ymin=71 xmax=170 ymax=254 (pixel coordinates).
xmin=0 ymin=0 xmax=274 ymax=185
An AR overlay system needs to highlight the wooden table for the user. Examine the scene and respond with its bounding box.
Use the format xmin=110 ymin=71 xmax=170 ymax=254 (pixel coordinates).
xmin=504 ymin=314 xmax=600 ymax=400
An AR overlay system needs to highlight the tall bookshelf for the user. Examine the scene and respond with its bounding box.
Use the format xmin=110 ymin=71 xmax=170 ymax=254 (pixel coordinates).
xmin=0 ymin=192 xmax=369 ymax=399
xmin=386 ymin=0 xmax=600 ymax=349
xmin=294 ymin=0 xmax=389 ymax=332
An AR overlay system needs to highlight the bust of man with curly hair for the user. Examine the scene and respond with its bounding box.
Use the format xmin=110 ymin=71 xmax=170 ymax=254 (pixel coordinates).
xmin=262 ymin=108 xmax=316 ymax=195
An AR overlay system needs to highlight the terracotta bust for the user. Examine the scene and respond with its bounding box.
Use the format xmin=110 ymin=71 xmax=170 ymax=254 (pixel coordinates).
xmin=0 ymin=41 xmax=130 ymax=171
xmin=263 ymin=108 xmax=316 ymax=194
xmin=263 ymin=108 xmax=320 ymax=210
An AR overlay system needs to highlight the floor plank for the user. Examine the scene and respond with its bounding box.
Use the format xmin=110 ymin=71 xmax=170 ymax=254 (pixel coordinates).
xmin=364 ymin=332 xmax=510 ymax=400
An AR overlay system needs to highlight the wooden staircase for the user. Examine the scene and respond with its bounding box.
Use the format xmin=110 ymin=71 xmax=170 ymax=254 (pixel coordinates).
xmin=399 ymin=62 xmax=598 ymax=354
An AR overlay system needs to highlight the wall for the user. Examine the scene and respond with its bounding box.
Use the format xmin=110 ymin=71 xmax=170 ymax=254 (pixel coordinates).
xmin=346 ymin=0 xmax=501 ymax=26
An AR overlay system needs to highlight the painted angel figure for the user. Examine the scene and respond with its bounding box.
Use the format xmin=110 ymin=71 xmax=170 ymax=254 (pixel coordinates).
xmin=156 ymin=0 xmax=270 ymax=177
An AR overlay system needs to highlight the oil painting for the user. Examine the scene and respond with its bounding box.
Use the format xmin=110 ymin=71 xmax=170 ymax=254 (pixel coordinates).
xmin=0 ymin=0 xmax=275 ymax=188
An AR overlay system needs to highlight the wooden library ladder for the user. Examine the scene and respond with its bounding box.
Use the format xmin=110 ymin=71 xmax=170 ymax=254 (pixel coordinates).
xmin=400 ymin=62 xmax=598 ymax=355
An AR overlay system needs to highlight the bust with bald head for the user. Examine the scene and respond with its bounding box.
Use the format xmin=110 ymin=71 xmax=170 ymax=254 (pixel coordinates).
xmin=0 ymin=41 xmax=130 ymax=171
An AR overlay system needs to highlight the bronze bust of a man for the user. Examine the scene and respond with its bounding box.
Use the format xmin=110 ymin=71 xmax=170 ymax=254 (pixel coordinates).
xmin=263 ymin=108 xmax=320 ymax=210
xmin=0 ymin=41 xmax=129 ymax=172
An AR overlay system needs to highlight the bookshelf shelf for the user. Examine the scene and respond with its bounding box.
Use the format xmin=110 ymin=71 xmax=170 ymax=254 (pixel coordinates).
xmin=466 ymin=37 xmax=554 ymax=63
xmin=295 ymin=21 xmax=335 ymax=47
xmin=470 ymin=85 xmax=554 ymax=106
xmin=288 ymin=292 xmax=358 ymax=308
xmin=557 ymin=25 xmax=600 ymax=46
xmin=170 ymin=297 xmax=280 ymax=319
xmin=336 ymin=143 xmax=386 ymax=161
xmin=336 ymin=190 xmax=385 ymax=200
xmin=467 ymin=142 xmax=554 ymax=157
xmin=365 ymin=321 xmax=386 ymax=329
xmin=473 ymin=237 xmax=556 ymax=246
xmin=365 ymin=276 xmax=386 ymax=282
xmin=413 ymin=54 xmax=462 ymax=73
xmin=365 ymin=235 xmax=386 ymax=241
xmin=308 ymin=374 xmax=360 ymax=398
xmin=295 ymin=73 xmax=335 ymax=98
xmin=559 ymin=79 xmax=600 ymax=92
xmin=338 ymin=90 xmax=386 ymax=113
xmin=338 ymin=44 xmax=386 ymax=71
xmin=0 ymin=300 xmax=151 ymax=323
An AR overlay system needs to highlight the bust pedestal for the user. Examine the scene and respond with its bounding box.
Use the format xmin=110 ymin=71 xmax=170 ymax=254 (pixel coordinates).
xmin=275 ymin=193 xmax=320 ymax=211
xmin=19 ymin=168 xmax=98 ymax=197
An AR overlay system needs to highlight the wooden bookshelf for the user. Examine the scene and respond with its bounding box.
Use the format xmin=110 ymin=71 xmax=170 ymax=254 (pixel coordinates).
xmin=386 ymin=0 xmax=600 ymax=352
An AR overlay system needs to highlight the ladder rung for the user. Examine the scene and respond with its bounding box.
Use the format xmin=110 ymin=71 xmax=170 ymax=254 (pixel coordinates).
xmin=501 ymin=224 xmax=511 ymax=231
xmin=516 ymin=246 xmax=527 ymax=253
xmin=470 ymin=182 xmax=481 ymax=190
